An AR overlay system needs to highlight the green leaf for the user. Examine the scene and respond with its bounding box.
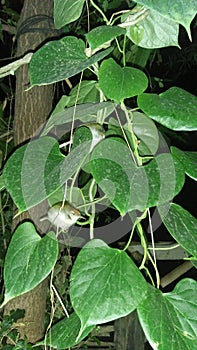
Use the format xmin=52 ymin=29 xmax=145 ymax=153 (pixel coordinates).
xmin=86 ymin=25 xmax=125 ymax=51
xmin=144 ymin=153 xmax=181 ymax=208
xmin=126 ymin=9 xmax=179 ymax=48
xmin=132 ymin=112 xmax=159 ymax=155
xmin=171 ymin=147 xmax=197 ymax=181
xmin=41 ymin=312 xmax=94 ymax=349
xmin=137 ymin=87 xmax=197 ymax=131
xmin=3 ymin=136 xmax=91 ymax=212
xmin=107 ymin=110 xmax=159 ymax=155
xmin=0 ymin=175 xmax=5 ymax=191
xmin=137 ymin=280 xmax=197 ymax=350
xmin=66 ymin=80 xmax=100 ymax=107
xmin=43 ymin=102 xmax=114 ymax=135
xmin=125 ymin=45 xmax=152 ymax=68
xmin=90 ymin=138 xmax=148 ymax=215
xmin=54 ymin=0 xmax=85 ymax=29
xmin=73 ymin=122 xmax=105 ymax=152
xmin=30 ymin=37 xmax=112 ymax=86
xmin=90 ymin=138 xmax=181 ymax=214
xmin=162 ymin=203 xmax=197 ymax=259
xmin=70 ymin=239 xmax=148 ymax=337
xmin=137 ymin=0 xmax=197 ymax=40
xmin=48 ymin=186 xmax=85 ymax=209
xmin=2 ymin=222 xmax=58 ymax=306
xmin=99 ymin=58 xmax=148 ymax=102
xmin=171 ymin=150 xmax=185 ymax=195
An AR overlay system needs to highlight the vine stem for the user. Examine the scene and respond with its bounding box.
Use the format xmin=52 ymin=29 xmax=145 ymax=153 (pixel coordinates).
xmin=89 ymin=178 xmax=96 ymax=239
xmin=52 ymin=284 xmax=69 ymax=318
xmin=124 ymin=210 xmax=147 ymax=251
xmin=148 ymin=208 xmax=160 ymax=288
xmin=89 ymin=0 xmax=109 ymax=24
xmin=62 ymin=71 xmax=84 ymax=208
xmin=44 ymin=269 xmax=55 ymax=350
xmin=113 ymin=104 xmax=137 ymax=165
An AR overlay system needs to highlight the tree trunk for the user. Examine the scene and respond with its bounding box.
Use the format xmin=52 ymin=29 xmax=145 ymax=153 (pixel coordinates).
xmin=4 ymin=0 xmax=57 ymax=342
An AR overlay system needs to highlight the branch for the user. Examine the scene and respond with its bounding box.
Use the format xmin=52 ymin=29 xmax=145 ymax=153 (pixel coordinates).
xmin=0 ymin=52 xmax=33 ymax=78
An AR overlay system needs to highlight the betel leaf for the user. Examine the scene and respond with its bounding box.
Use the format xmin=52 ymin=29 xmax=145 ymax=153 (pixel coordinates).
xmin=90 ymin=138 xmax=149 ymax=215
xmin=86 ymin=25 xmax=125 ymax=51
xmin=171 ymin=146 xmax=197 ymax=181
xmin=126 ymin=8 xmax=179 ymax=49
xmin=144 ymin=152 xmax=185 ymax=208
xmin=42 ymin=102 xmax=114 ymax=135
xmin=90 ymin=138 xmax=183 ymax=214
xmin=99 ymin=58 xmax=148 ymax=102
xmin=171 ymin=150 xmax=185 ymax=195
xmin=107 ymin=109 xmax=159 ymax=155
xmin=70 ymin=239 xmax=148 ymax=338
xmin=30 ymin=36 xmax=112 ymax=86
xmin=162 ymin=203 xmax=197 ymax=259
xmin=132 ymin=112 xmax=159 ymax=155
xmin=137 ymin=87 xmax=197 ymax=131
xmin=3 ymin=136 xmax=91 ymax=212
xmin=41 ymin=312 xmax=95 ymax=349
xmin=137 ymin=0 xmax=197 ymax=40
xmin=2 ymin=222 xmax=58 ymax=307
xmin=144 ymin=154 xmax=173 ymax=207
xmin=137 ymin=279 xmax=197 ymax=350
xmin=66 ymin=80 xmax=100 ymax=107
xmin=54 ymin=0 xmax=85 ymax=29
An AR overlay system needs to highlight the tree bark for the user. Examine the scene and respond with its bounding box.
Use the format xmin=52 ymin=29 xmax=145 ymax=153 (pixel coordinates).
xmin=4 ymin=0 xmax=57 ymax=342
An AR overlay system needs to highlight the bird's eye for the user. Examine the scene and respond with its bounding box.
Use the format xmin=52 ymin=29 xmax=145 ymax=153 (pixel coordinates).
xmin=68 ymin=211 xmax=77 ymax=219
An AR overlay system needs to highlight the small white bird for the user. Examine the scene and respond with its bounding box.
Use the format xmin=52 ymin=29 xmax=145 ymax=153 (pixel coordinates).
xmin=40 ymin=201 xmax=83 ymax=231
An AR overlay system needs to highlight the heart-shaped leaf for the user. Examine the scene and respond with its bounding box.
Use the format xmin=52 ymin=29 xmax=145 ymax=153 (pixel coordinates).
xmin=132 ymin=112 xmax=159 ymax=155
xmin=137 ymin=0 xmax=196 ymax=40
xmin=70 ymin=239 xmax=148 ymax=338
xmin=42 ymin=102 xmax=114 ymax=135
xmin=99 ymin=58 xmax=148 ymax=102
xmin=54 ymin=0 xmax=85 ymax=28
xmin=65 ymin=80 xmax=100 ymax=107
xmin=30 ymin=37 xmax=112 ymax=86
xmin=137 ymin=87 xmax=197 ymax=131
xmin=162 ymin=203 xmax=197 ymax=259
xmin=3 ymin=136 xmax=91 ymax=212
xmin=2 ymin=222 xmax=58 ymax=307
xmin=137 ymin=279 xmax=197 ymax=350
xmin=86 ymin=25 xmax=125 ymax=51
xmin=126 ymin=9 xmax=179 ymax=48
xmin=90 ymin=138 xmax=182 ymax=214
xmin=41 ymin=312 xmax=94 ymax=349
xmin=171 ymin=147 xmax=197 ymax=181
xmin=90 ymin=138 xmax=149 ymax=215
xmin=144 ymin=153 xmax=182 ymax=207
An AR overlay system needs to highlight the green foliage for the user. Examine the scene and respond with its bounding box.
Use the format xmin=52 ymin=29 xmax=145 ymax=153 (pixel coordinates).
xmin=54 ymin=0 xmax=85 ymax=29
xmin=30 ymin=37 xmax=112 ymax=86
xmin=70 ymin=239 xmax=148 ymax=337
xmin=1 ymin=0 xmax=197 ymax=349
xmin=137 ymin=280 xmax=197 ymax=349
xmin=162 ymin=204 xmax=197 ymax=259
xmin=2 ymin=222 xmax=58 ymax=307
xmin=86 ymin=25 xmax=126 ymax=51
xmin=137 ymin=0 xmax=197 ymax=39
xmin=137 ymin=87 xmax=197 ymax=131
xmin=41 ymin=312 xmax=95 ymax=349
xmin=3 ymin=136 xmax=92 ymax=212
xmin=98 ymin=58 xmax=148 ymax=102
xmin=125 ymin=8 xmax=179 ymax=48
